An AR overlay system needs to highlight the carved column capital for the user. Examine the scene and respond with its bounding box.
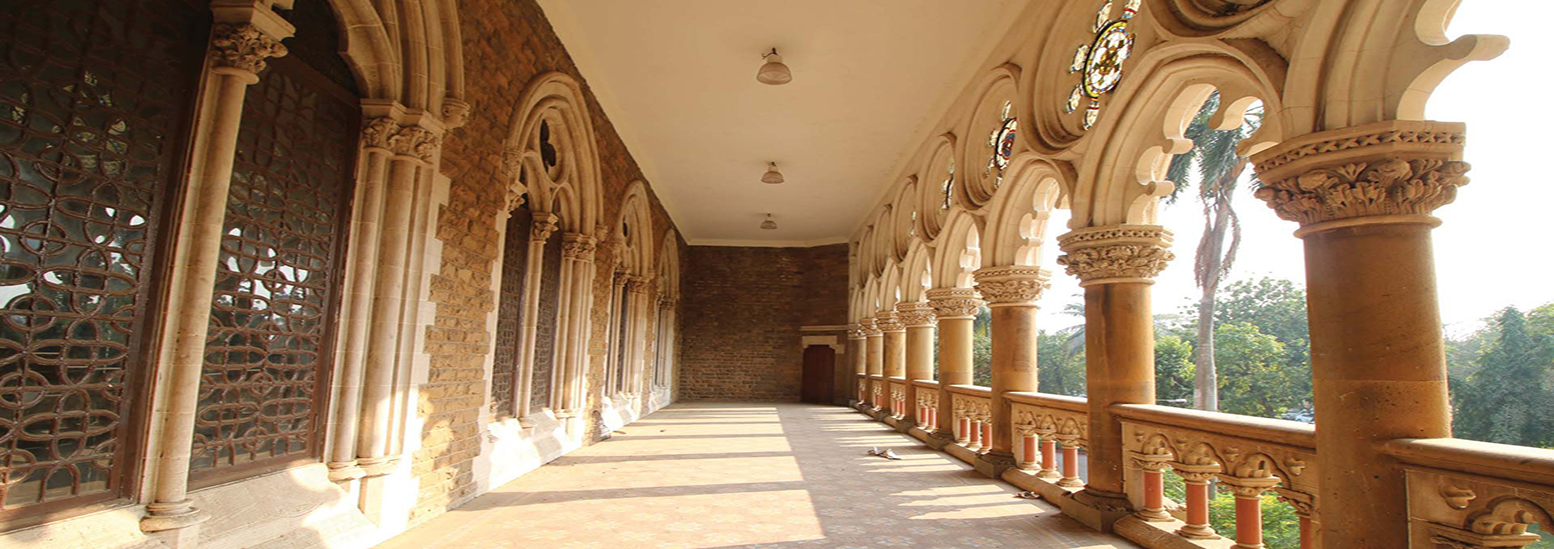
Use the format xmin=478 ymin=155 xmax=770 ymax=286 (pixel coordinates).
xmin=362 ymin=117 xmax=399 ymax=153
xmin=1216 ymin=474 xmax=1281 ymax=498
xmin=530 ymin=212 xmax=560 ymax=242
xmin=847 ymin=323 xmax=867 ymax=340
xmin=972 ymin=266 xmax=1051 ymax=306
xmin=627 ymin=275 xmax=654 ymax=296
xmin=1251 ymin=120 xmax=1470 ymax=236
xmin=894 ymin=301 xmax=936 ymax=328
xmin=1127 ymin=450 xmax=1174 ymax=473
xmin=874 ymin=310 xmax=904 ymax=333
xmin=858 ymin=318 xmax=881 ymax=337
xmin=210 ymin=23 xmax=288 ymax=79
xmin=925 ymin=287 xmax=983 ymax=318
xmin=1056 ymin=225 xmax=1175 ymax=286
xmin=562 ymin=233 xmax=597 ymax=261
xmin=1170 ymin=463 xmax=1221 ymax=483
xmin=441 ymin=97 xmax=472 ymax=129
xmin=386 ymin=124 xmax=442 ymax=162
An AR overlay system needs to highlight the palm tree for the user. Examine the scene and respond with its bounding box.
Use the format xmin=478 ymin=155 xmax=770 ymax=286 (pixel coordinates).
xmin=1164 ymin=93 xmax=1262 ymax=412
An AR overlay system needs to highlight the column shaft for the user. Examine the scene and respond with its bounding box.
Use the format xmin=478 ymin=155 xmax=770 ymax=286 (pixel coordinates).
xmin=928 ymin=287 xmax=980 ymax=444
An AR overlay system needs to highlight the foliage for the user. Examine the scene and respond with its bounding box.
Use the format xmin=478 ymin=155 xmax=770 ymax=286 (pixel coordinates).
xmin=972 ymin=305 xmax=992 ymax=386
xmin=1450 ymin=307 xmax=1554 ymax=447
xmin=1154 ymin=334 xmax=1195 ymax=406
xmin=1162 ymin=474 xmax=1301 ymax=549
xmin=1212 ymin=322 xmax=1289 ymax=417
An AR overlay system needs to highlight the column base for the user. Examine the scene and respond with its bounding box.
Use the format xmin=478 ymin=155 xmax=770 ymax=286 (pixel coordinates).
xmin=925 ymin=430 xmax=953 ymax=450
xmin=975 ymin=451 xmax=1019 ymax=479
xmin=141 ymin=500 xmax=209 ymax=533
xmin=1060 ymin=488 xmax=1135 ymax=533
xmin=326 ymin=461 xmax=366 ymax=483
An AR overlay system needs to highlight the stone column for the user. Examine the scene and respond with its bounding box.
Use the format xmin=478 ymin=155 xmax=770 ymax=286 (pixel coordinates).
xmin=1055 ymin=225 xmax=1174 ymax=530
xmin=928 ymin=288 xmax=981 ymax=447
xmin=141 ymin=18 xmax=290 ymax=535
xmin=1173 ymin=465 xmax=1220 ymax=539
xmin=1250 ymin=120 xmax=1469 ymax=547
xmin=515 ymin=213 xmax=560 ymax=424
xmin=896 ymin=302 xmax=936 ymax=428
xmin=877 ymin=309 xmax=905 ymax=379
xmin=558 ymin=233 xmax=597 ymax=420
xmin=971 ymin=266 xmax=1050 ymax=476
xmin=847 ymin=324 xmax=867 ymax=406
xmin=1129 ymin=452 xmax=1174 ymax=522
xmin=861 ymin=317 xmax=884 ymax=411
xmin=1220 ymin=473 xmax=1281 ymax=549
xmin=359 ymin=115 xmax=441 ymax=482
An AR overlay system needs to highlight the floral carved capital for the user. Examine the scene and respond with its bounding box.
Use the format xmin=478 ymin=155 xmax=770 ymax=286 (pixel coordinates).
xmin=858 ymin=318 xmax=881 ymax=337
xmin=530 ymin=213 xmax=559 ymax=242
xmin=210 ymin=23 xmax=288 ymax=76
xmin=925 ymin=287 xmax=983 ymax=318
xmin=1056 ymin=225 xmax=1174 ymax=285
xmin=362 ymin=118 xmax=399 ymax=152
xmin=387 ymin=125 xmax=442 ymax=162
xmin=1251 ymin=120 xmax=1470 ymax=230
xmin=847 ymin=323 xmax=867 ymax=340
xmin=562 ymin=233 xmax=596 ymax=260
xmin=972 ymin=266 xmax=1051 ymax=306
xmin=874 ymin=311 xmax=904 ymax=333
xmin=894 ymin=302 xmax=937 ymax=327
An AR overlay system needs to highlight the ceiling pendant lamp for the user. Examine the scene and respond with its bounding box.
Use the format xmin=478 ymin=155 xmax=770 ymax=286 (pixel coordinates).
xmin=761 ymin=162 xmax=784 ymax=184
xmin=757 ymin=48 xmax=792 ymax=85
xmin=760 ymin=214 xmax=778 ymax=230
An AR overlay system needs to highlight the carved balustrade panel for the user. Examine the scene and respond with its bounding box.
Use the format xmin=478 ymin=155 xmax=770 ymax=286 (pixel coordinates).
xmin=1383 ymin=438 xmax=1554 ymax=548
xmin=1011 ymin=400 xmax=1089 ymax=449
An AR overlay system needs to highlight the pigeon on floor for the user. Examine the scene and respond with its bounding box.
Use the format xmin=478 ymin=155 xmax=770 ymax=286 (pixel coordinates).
xmin=867 ymin=447 xmax=904 ymax=460
xmin=1014 ymin=491 xmax=1041 ymax=500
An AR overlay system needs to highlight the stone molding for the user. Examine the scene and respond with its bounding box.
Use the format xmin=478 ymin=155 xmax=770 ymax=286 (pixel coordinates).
xmin=1055 ymin=225 xmax=1174 ymax=286
xmin=874 ymin=310 xmax=904 ymax=333
xmin=210 ymin=23 xmax=288 ymax=76
xmin=1251 ymin=120 xmax=1470 ymax=232
xmin=894 ymin=301 xmax=937 ymax=327
xmin=858 ymin=318 xmax=882 ymax=337
xmin=925 ymin=287 xmax=983 ymax=318
xmin=972 ymin=266 xmax=1051 ymax=306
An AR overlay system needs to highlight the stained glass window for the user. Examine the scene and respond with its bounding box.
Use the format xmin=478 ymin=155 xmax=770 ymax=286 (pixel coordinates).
xmin=1061 ymin=0 xmax=1138 ymax=130
xmin=0 ymin=0 xmax=204 ymax=519
xmin=985 ymin=102 xmax=1017 ymax=188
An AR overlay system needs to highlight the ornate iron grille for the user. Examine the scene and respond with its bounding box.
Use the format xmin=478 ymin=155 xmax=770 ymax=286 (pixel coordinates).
xmin=191 ymin=57 xmax=356 ymax=480
xmin=529 ymin=230 xmax=562 ymax=414
xmin=491 ymin=207 xmax=532 ymax=415
xmin=0 ymin=0 xmax=203 ymax=520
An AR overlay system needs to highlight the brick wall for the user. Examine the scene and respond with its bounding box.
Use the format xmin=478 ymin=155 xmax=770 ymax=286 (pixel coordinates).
xmin=679 ymin=244 xmax=849 ymax=401
xmin=419 ymin=0 xmax=684 ymax=522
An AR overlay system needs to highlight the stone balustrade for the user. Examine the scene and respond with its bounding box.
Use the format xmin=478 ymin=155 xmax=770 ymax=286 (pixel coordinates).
xmin=912 ymin=379 xmax=939 ymax=431
xmin=888 ymin=378 xmax=908 ymax=419
xmin=1381 ymin=438 xmax=1554 ymax=549
xmin=948 ymin=385 xmax=993 ymax=459
xmin=1111 ymin=404 xmax=1319 ymax=549
xmin=1006 ymin=392 xmax=1090 ymax=494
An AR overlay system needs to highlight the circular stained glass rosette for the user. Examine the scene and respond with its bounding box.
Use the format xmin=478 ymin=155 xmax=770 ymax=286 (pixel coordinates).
xmin=1082 ymin=20 xmax=1133 ymax=99
xmin=993 ymin=119 xmax=1016 ymax=170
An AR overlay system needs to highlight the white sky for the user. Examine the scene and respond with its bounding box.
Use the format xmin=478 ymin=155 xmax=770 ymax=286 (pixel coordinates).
xmin=1034 ymin=1 xmax=1554 ymax=335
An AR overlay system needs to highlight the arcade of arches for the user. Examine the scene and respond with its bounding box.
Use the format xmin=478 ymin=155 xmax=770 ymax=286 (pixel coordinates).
xmin=0 ymin=1 xmax=1546 ymax=549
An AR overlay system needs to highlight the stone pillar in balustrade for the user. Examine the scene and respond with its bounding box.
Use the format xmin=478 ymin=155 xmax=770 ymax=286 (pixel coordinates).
xmin=1219 ymin=471 xmax=1281 ymax=549
xmin=971 ymin=266 xmax=1050 ymax=477
xmin=896 ymin=301 xmax=936 ymax=429
xmin=927 ymin=288 xmax=981 ymax=449
xmin=847 ymin=323 xmax=868 ymax=407
xmin=861 ymin=317 xmax=884 ymax=412
xmin=1055 ymin=225 xmax=1174 ymax=531
xmin=1250 ymin=120 xmax=1467 ymax=547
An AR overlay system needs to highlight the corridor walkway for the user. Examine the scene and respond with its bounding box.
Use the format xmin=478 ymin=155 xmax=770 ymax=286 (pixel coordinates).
xmin=380 ymin=402 xmax=1136 ymax=548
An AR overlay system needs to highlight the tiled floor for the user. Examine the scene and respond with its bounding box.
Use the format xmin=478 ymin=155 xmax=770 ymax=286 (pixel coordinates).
xmin=379 ymin=402 xmax=1137 ymax=548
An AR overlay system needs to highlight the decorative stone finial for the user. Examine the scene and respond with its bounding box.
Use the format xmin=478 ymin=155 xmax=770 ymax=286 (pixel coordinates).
xmin=925 ymin=287 xmax=983 ymax=318
xmin=210 ymin=23 xmax=288 ymax=77
xmin=972 ymin=266 xmax=1051 ymax=306
xmin=894 ymin=301 xmax=936 ymax=327
xmin=1056 ymin=225 xmax=1174 ymax=286
xmin=1251 ymin=120 xmax=1470 ymax=234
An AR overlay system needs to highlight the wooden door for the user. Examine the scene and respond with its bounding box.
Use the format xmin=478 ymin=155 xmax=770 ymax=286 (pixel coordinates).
xmin=801 ymin=345 xmax=836 ymax=403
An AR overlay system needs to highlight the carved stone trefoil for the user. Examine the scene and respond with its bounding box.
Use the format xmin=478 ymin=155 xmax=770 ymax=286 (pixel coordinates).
xmin=972 ymin=266 xmax=1051 ymax=306
xmin=1251 ymin=120 xmax=1471 ymax=233
xmin=1056 ymin=225 xmax=1174 ymax=286
xmin=210 ymin=23 xmax=288 ymax=76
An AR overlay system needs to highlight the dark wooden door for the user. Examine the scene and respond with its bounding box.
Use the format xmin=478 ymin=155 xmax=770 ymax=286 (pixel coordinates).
xmin=801 ymin=345 xmax=836 ymax=403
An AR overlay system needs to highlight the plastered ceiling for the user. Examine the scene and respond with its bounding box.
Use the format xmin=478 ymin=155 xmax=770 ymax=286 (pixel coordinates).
xmin=537 ymin=0 xmax=1027 ymax=246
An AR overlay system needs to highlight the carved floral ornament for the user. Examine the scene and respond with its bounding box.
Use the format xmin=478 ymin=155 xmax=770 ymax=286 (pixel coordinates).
xmin=530 ymin=213 xmax=560 ymax=242
xmin=561 ymin=233 xmax=597 ymax=260
xmin=1251 ymin=120 xmax=1472 ymax=233
xmin=361 ymin=117 xmax=443 ymax=162
xmin=972 ymin=266 xmax=1051 ymax=306
xmin=894 ymin=302 xmax=937 ymax=327
xmin=1056 ymin=225 xmax=1174 ymax=286
xmin=210 ymin=23 xmax=288 ymax=77
xmin=925 ymin=287 xmax=983 ymax=318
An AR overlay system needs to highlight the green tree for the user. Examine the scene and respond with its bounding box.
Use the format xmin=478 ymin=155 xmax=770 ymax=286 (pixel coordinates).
xmin=1453 ymin=307 xmax=1554 ymax=447
xmin=1165 ymin=92 xmax=1261 ymax=412
xmin=1215 ymin=278 xmax=1312 ymax=414
xmin=1212 ymin=322 xmax=1289 ymax=418
xmin=972 ymin=305 xmax=992 ymax=386
xmin=1154 ymin=334 xmax=1195 ymax=407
